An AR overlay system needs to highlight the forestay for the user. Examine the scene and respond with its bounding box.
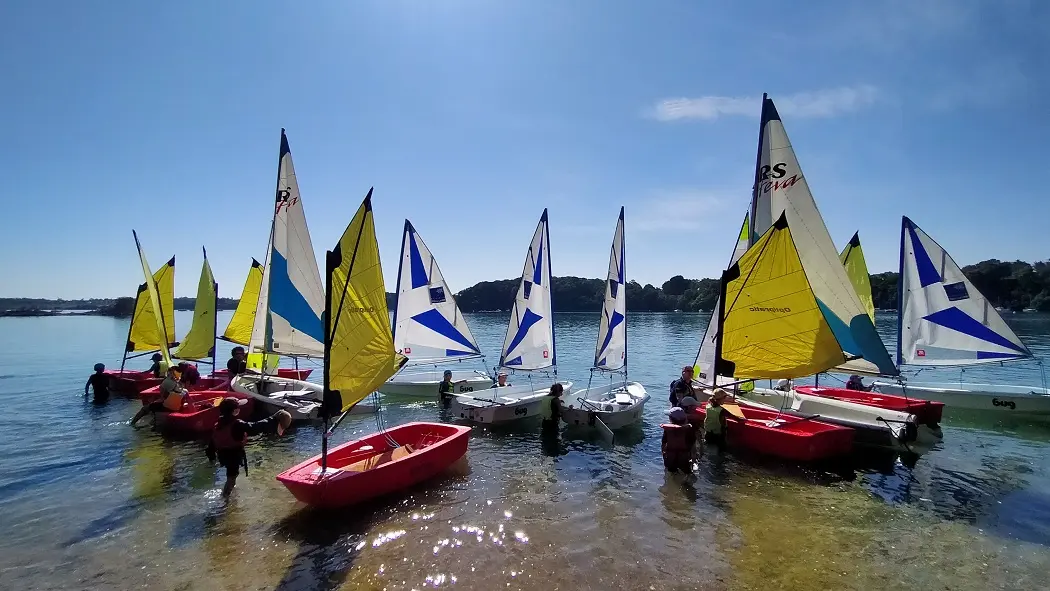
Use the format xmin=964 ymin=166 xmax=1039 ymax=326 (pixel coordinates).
xmin=499 ymin=209 xmax=556 ymax=371
xmin=173 ymin=249 xmax=217 ymax=361
xmin=748 ymin=94 xmax=897 ymax=377
xmin=840 ymin=233 xmax=875 ymax=323
xmin=249 ymin=129 xmax=326 ymax=358
xmin=221 ymin=259 xmax=263 ymax=346
xmin=694 ymin=213 xmax=749 ymax=383
xmin=594 ymin=207 xmax=627 ymax=371
xmin=392 ymin=220 xmax=482 ymax=363
xmin=132 ymin=231 xmax=173 ymax=367
xmin=898 ymin=216 xmax=1031 ymax=366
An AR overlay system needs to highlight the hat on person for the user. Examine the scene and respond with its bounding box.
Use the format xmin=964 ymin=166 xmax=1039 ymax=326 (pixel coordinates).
xmin=711 ymin=388 xmax=729 ymax=401
xmin=93 ymin=363 xmax=105 ymax=372
xmin=168 ymin=364 xmax=182 ymax=375
xmin=776 ymin=379 xmax=790 ymax=389
xmin=218 ymin=397 xmax=248 ymax=414
xmin=679 ymin=396 xmax=698 ymax=408
xmin=443 ymin=369 xmax=453 ymax=377
xmin=498 ymin=371 xmax=508 ymax=377
xmin=668 ymin=407 xmax=687 ymax=422
xmin=151 ymin=353 xmax=163 ymax=362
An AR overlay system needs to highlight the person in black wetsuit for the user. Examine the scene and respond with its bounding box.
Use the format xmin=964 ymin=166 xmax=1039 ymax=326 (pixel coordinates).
xmin=206 ymin=398 xmax=291 ymax=497
xmin=226 ymin=346 xmax=247 ymax=377
xmin=85 ymin=363 xmax=110 ymax=403
xmin=669 ymin=365 xmax=699 ymax=406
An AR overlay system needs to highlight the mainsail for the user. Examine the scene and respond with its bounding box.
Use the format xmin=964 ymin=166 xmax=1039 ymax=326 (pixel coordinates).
xmin=897 ymin=216 xmax=1031 ymax=367
xmin=694 ymin=213 xmax=749 ymax=382
xmin=126 ymin=253 xmax=176 ymax=355
xmin=594 ymin=207 xmax=627 ymax=371
xmin=249 ymin=129 xmax=326 ymax=359
xmin=221 ymin=259 xmax=263 ymax=346
xmin=392 ymin=220 xmax=482 ymax=363
xmin=714 ymin=214 xmax=847 ymax=380
xmin=323 ymin=189 xmax=407 ymax=415
xmin=173 ymin=248 xmax=217 ymax=361
xmin=499 ymin=209 xmax=556 ymax=371
xmin=747 ymin=94 xmax=897 ymax=377
xmin=840 ymin=233 xmax=875 ymax=323
xmin=131 ymin=231 xmax=173 ymax=367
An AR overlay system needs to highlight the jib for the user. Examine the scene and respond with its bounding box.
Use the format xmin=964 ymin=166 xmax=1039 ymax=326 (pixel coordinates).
xmin=992 ymin=398 xmax=1016 ymax=410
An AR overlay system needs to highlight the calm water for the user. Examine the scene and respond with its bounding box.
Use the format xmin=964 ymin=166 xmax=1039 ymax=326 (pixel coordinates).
xmin=2 ymin=311 xmax=1050 ymax=591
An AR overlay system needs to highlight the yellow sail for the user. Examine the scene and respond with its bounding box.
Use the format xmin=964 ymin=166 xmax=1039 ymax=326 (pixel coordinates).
xmin=131 ymin=231 xmax=173 ymax=366
xmin=716 ymin=214 xmax=846 ymax=379
xmin=221 ymin=259 xmax=263 ymax=346
xmin=839 ymin=232 xmax=875 ymax=323
xmin=173 ymin=250 xmax=217 ymax=360
xmin=325 ymin=189 xmax=407 ymax=412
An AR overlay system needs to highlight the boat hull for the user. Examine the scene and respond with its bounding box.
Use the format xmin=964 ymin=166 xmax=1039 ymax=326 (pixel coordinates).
xmin=562 ymin=382 xmax=648 ymax=430
xmin=381 ymin=370 xmax=493 ymax=398
xmin=796 ymin=385 xmax=944 ymax=426
xmin=213 ymin=368 xmax=313 ymax=381
xmin=230 ymin=374 xmax=377 ymax=420
xmin=105 ymin=370 xmax=161 ymax=396
xmin=871 ymin=380 xmax=1050 ymax=416
xmin=449 ymin=382 xmax=573 ymax=425
xmin=276 ymin=422 xmax=471 ymax=508
xmin=153 ymin=391 xmax=256 ymax=434
xmin=693 ymin=404 xmax=854 ymax=462
xmin=138 ymin=377 xmax=230 ymax=404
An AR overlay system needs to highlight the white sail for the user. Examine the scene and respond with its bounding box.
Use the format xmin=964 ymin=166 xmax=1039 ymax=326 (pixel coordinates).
xmin=392 ymin=220 xmax=482 ymax=363
xmin=499 ymin=209 xmax=556 ymax=371
xmin=748 ymin=94 xmax=896 ymax=377
xmin=694 ymin=213 xmax=749 ymax=383
xmin=250 ymin=129 xmax=326 ymax=358
xmin=898 ymin=216 xmax=1031 ymax=366
xmin=594 ymin=207 xmax=627 ymax=371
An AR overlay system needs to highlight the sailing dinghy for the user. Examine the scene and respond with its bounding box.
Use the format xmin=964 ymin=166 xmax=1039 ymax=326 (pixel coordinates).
xmin=214 ymin=258 xmax=312 ymax=381
xmin=382 ymin=220 xmax=492 ymax=397
xmin=449 ymin=209 xmax=572 ymax=424
xmin=870 ymin=217 xmax=1050 ymax=415
xmin=562 ymin=207 xmax=648 ymax=434
xmin=277 ymin=191 xmax=470 ymax=509
xmin=166 ymin=248 xmax=227 ymax=390
xmin=231 ymin=129 xmax=372 ymax=419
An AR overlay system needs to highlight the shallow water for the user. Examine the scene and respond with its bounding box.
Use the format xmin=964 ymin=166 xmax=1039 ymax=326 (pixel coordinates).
xmin=1 ymin=311 xmax=1050 ymax=590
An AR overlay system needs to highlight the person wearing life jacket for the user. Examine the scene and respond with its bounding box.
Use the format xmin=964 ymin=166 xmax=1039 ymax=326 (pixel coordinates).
xmin=438 ymin=370 xmax=467 ymax=408
xmin=144 ymin=353 xmax=165 ymax=378
xmin=494 ymin=372 xmax=511 ymax=388
xmin=540 ymin=383 xmax=565 ymax=427
xmin=177 ymin=362 xmax=200 ymax=387
xmin=661 ymin=407 xmax=696 ymax=474
xmin=130 ymin=365 xmax=186 ymax=426
xmin=226 ymin=347 xmax=248 ymax=378
xmin=206 ymin=398 xmax=292 ymax=497
xmin=678 ymin=396 xmax=703 ymax=436
xmin=669 ymin=366 xmax=698 ymax=406
xmin=703 ymin=388 xmax=742 ymax=453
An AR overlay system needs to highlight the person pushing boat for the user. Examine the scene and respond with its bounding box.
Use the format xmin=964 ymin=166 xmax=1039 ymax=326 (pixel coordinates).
xmin=177 ymin=362 xmax=200 ymax=387
xmin=438 ymin=370 xmax=467 ymax=407
xmin=669 ymin=366 xmax=698 ymax=406
xmin=130 ymin=365 xmax=187 ymax=426
xmin=661 ymin=407 xmax=696 ymax=475
xmin=226 ymin=346 xmax=247 ymax=377
xmin=541 ymin=383 xmax=565 ymax=428
xmin=703 ymin=389 xmax=742 ymax=453
xmin=206 ymin=398 xmax=292 ymax=497
xmin=85 ymin=363 xmax=110 ymax=404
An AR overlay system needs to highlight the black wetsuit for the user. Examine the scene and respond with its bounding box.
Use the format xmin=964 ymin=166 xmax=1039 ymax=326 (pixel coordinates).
xmin=88 ymin=373 xmax=110 ymax=403
xmin=227 ymin=357 xmax=247 ymax=376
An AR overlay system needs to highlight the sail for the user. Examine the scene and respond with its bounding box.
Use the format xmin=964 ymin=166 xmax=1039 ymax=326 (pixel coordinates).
xmin=324 ymin=189 xmax=407 ymax=414
xmin=131 ymin=231 xmax=173 ymax=366
xmin=694 ymin=213 xmax=749 ymax=383
xmin=897 ymin=216 xmax=1031 ymax=366
xmin=499 ymin=209 xmax=556 ymax=371
xmin=714 ymin=214 xmax=847 ymax=380
xmin=840 ymin=233 xmax=875 ymax=323
xmin=173 ymin=250 xmax=217 ymax=360
xmin=254 ymin=129 xmax=326 ymax=358
xmin=126 ymin=255 xmax=176 ymax=354
xmin=392 ymin=220 xmax=482 ymax=363
xmin=747 ymin=94 xmax=897 ymax=376
xmin=594 ymin=207 xmax=627 ymax=371
xmin=221 ymin=259 xmax=263 ymax=346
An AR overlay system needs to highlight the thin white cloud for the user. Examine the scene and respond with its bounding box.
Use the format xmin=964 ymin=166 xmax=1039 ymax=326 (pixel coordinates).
xmin=649 ymin=85 xmax=879 ymax=122
xmin=633 ymin=190 xmax=727 ymax=232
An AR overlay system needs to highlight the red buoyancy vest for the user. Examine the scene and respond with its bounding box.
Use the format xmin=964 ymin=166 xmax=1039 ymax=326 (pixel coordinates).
xmin=212 ymin=421 xmax=248 ymax=450
xmin=661 ymin=423 xmax=692 ymax=452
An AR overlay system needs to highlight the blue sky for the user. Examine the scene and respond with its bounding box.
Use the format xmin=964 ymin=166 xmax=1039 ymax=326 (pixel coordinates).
xmin=2 ymin=0 xmax=1048 ymax=298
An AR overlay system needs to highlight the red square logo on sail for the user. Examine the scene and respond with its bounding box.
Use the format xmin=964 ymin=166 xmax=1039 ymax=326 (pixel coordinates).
xmin=917 ymin=349 xmax=926 ymax=357
xmin=404 ymin=347 xmax=411 ymax=354
xmin=543 ymin=350 xmax=549 ymax=358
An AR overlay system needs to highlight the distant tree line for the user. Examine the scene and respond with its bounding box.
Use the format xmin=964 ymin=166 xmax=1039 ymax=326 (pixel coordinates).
xmin=870 ymin=260 xmax=1050 ymax=312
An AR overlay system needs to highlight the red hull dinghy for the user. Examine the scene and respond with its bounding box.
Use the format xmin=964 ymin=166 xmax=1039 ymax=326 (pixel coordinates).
xmin=692 ymin=404 xmax=854 ymax=462
xmin=794 ymin=386 xmax=943 ymax=426
xmin=153 ymin=391 xmax=256 ymax=434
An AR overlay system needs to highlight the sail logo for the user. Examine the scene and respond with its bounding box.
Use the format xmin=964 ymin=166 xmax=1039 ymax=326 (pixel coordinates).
xmin=916 ymin=349 xmax=926 ymax=357
xmin=749 ymin=306 xmax=791 ymax=313
xmin=275 ymin=188 xmax=299 ymax=214
xmin=346 ymin=306 xmax=376 ymax=313
xmin=755 ymin=162 xmax=799 ymax=194
xmin=543 ymin=350 xmax=549 ymax=358
xmin=992 ymin=398 xmax=1017 ymax=410
xmin=402 ymin=347 xmax=412 ymax=355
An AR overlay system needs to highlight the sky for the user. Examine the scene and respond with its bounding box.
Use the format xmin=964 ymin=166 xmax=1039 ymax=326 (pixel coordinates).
xmin=2 ymin=0 xmax=1048 ymax=299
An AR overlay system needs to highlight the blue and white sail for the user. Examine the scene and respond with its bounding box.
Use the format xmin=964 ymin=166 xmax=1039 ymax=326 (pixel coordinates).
xmin=499 ymin=209 xmax=556 ymax=371
xmin=898 ymin=216 xmax=1031 ymax=366
xmin=392 ymin=220 xmax=482 ymax=363
xmin=594 ymin=207 xmax=627 ymax=371
xmin=248 ymin=129 xmax=326 ymax=358
xmin=748 ymin=94 xmax=897 ymax=377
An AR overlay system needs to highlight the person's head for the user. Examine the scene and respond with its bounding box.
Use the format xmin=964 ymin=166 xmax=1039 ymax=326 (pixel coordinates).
xmin=668 ymin=407 xmax=687 ymax=425
xmin=151 ymin=353 xmax=163 ymax=362
xmin=679 ymin=396 xmax=698 ymax=409
xmin=847 ymin=374 xmax=862 ymax=385
xmin=167 ymin=365 xmax=182 ymax=379
xmin=218 ymin=396 xmax=247 ymax=417
xmin=710 ymin=388 xmax=729 ymax=406
xmin=776 ymin=378 xmax=790 ymax=391
xmin=442 ymin=370 xmax=453 ymax=383
xmin=681 ymin=365 xmax=694 ymax=381
xmin=231 ymin=346 xmax=245 ymax=360
xmin=93 ymin=363 xmax=105 ymax=373
xmin=549 ymin=383 xmax=564 ymax=397
xmin=497 ymin=372 xmax=508 ymax=385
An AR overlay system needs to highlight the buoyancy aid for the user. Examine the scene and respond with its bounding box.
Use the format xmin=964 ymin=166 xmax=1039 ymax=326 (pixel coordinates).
xmin=162 ymin=390 xmax=185 ymax=411
xmin=704 ymin=404 xmax=724 ymax=435
xmin=661 ymin=423 xmax=692 ymax=452
xmin=212 ymin=420 xmax=249 ymax=450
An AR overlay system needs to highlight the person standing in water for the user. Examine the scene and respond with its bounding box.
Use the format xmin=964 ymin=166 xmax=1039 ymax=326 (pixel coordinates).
xmin=130 ymin=365 xmax=187 ymax=426
xmin=669 ymin=366 xmax=698 ymax=406
xmin=85 ymin=363 xmax=110 ymax=403
xmin=226 ymin=346 xmax=247 ymax=377
xmin=541 ymin=383 xmax=564 ymax=427
xmin=206 ymin=398 xmax=291 ymax=497
xmin=661 ymin=407 xmax=696 ymax=474
xmin=703 ymin=388 xmax=742 ymax=453
xmin=438 ymin=370 xmax=467 ymax=407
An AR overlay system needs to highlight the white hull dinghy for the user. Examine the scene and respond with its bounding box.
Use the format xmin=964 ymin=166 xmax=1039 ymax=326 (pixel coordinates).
xmin=453 ymin=209 xmax=567 ymax=426
xmin=230 ymin=374 xmax=376 ymax=421
xmin=870 ymin=381 xmax=1050 ymax=416
xmin=563 ymin=207 xmax=649 ymax=437
xmin=383 ymin=220 xmax=493 ymax=398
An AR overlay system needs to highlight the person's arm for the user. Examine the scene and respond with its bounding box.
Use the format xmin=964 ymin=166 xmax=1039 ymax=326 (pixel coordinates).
xmin=84 ymin=377 xmax=91 ymax=396
xmin=238 ymin=414 xmax=281 ymax=437
xmin=661 ymin=430 xmax=668 ymax=453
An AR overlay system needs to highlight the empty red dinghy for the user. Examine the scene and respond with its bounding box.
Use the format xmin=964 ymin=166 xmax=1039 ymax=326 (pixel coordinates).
xmin=692 ymin=404 xmax=854 ymax=462
xmin=277 ymin=422 xmax=470 ymax=509
xmin=794 ymin=386 xmax=943 ymax=426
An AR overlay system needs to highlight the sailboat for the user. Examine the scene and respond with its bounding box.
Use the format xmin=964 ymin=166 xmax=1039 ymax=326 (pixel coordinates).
xmin=277 ymin=191 xmax=470 ymax=509
xmin=869 ymin=217 xmax=1050 ymax=415
xmin=231 ymin=129 xmax=374 ymax=419
xmin=695 ymin=94 xmax=928 ymax=450
xmin=106 ymin=245 xmax=177 ymax=395
xmin=449 ymin=209 xmax=573 ymax=425
xmin=561 ymin=207 xmax=649 ymax=433
xmin=381 ymin=220 xmax=493 ymax=397
xmin=214 ymin=259 xmax=313 ymax=381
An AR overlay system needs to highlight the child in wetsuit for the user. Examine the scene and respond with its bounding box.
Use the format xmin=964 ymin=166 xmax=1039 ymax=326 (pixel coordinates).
xmin=206 ymin=398 xmax=291 ymax=497
xmin=85 ymin=363 xmax=110 ymax=403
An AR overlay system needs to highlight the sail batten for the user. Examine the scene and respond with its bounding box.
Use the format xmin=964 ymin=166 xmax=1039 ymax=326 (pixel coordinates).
xmin=499 ymin=210 xmax=556 ymax=371
xmin=173 ymin=250 xmax=217 ymax=360
xmin=594 ymin=207 xmax=627 ymax=371
xmin=898 ymin=216 xmax=1031 ymax=367
xmin=131 ymin=232 xmax=173 ymax=367
xmin=392 ymin=220 xmax=482 ymax=364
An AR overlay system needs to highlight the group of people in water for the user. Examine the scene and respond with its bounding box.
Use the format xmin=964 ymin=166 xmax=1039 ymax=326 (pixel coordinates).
xmin=661 ymin=365 xmax=743 ymax=475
